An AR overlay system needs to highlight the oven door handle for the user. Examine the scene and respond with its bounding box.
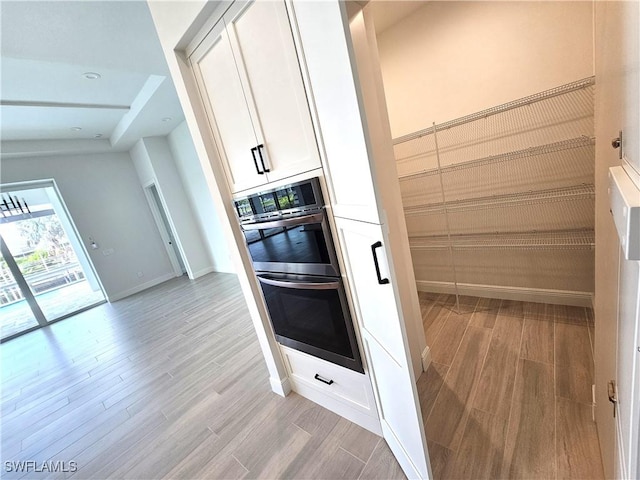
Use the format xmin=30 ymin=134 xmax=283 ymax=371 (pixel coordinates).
xmin=241 ymin=212 xmax=324 ymax=231
xmin=257 ymin=275 xmax=339 ymax=290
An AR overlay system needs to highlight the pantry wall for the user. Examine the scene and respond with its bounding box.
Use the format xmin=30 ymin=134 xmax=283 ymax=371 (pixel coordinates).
xmin=372 ymin=1 xmax=595 ymax=307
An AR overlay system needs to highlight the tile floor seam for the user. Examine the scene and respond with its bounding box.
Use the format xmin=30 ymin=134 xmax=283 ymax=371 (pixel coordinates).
xmin=467 ymin=300 xmax=499 ymax=413
xmin=231 ymin=453 xmax=251 ymax=475
xmin=338 ymin=445 xmax=367 ymax=466
xmin=420 ymin=297 xmax=439 ymax=327
xmin=585 ymin=307 xmax=596 ymax=371
xmin=357 ymin=438 xmax=382 ymax=480
xmin=447 ymin=305 xmax=494 ymax=463
xmin=423 ymin=295 xmax=482 ymax=440
xmin=423 ymin=314 xmax=471 ymax=428
xmin=554 ymin=318 xmax=558 ymax=480
xmin=429 ymin=307 xmax=454 ymax=349
xmin=501 ymin=310 xmax=527 ymax=478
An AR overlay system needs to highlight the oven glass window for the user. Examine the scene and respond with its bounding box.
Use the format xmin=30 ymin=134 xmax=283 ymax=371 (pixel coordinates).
xmin=256 ymin=193 xmax=278 ymax=214
xmin=246 ymin=222 xmax=330 ymax=265
xmin=235 ymin=179 xmax=321 ymax=221
xmin=275 ymin=183 xmax=316 ymax=210
xmin=235 ymin=198 xmax=253 ymax=218
xmin=260 ymin=279 xmax=354 ymax=359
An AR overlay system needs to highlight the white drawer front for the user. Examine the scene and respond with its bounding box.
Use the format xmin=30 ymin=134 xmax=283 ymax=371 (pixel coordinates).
xmin=282 ymin=347 xmax=375 ymax=410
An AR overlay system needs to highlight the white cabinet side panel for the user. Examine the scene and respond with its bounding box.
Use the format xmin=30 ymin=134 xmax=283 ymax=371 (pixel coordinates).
xmin=290 ymin=1 xmax=380 ymax=224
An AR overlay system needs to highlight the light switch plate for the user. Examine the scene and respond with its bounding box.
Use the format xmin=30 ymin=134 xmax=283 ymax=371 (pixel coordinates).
xmin=609 ymin=166 xmax=640 ymax=260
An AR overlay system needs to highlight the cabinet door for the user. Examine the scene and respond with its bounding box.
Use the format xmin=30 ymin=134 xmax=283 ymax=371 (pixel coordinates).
xmin=335 ymin=217 xmax=431 ymax=480
xmin=190 ymin=19 xmax=265 ymax=193
xmin=290 ymin=1 xmax=382 ymax=224
xmin=225 ymin=0 xmax=320 ymax=183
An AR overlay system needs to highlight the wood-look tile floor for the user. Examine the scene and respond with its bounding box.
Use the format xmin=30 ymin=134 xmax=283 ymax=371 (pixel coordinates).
xmin=417 ymin=292 xmax=605 ymax=480
xmin=1 ymin=273 xmax=403 ymax=480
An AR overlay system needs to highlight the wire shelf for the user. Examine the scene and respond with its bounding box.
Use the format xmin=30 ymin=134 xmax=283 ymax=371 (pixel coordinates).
xmin=393 ymin=76 xmax=595 ymax=145
xmin=404 ymin=184 xmax=594 ymax=215
xmin=409 ymin=229 xmax=595 ymax=251
xmin=398 ymin=136 xmax=595 ymax=180
xmin=395 ymin=77 xmax=596 ymax=294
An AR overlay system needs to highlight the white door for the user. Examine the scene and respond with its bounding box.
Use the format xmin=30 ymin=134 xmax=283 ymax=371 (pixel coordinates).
xmin=224 ymin=0 xmax=320 ymax=183
xmin=190 ymin=17 xmax=264 ymax=192
xmin=335 ymin=217 xmax=430 ymax=479
xmin=146 ymin=184 xmax=186 ymax=276
xmin=594 ymin=2 xmax=640 ymax=479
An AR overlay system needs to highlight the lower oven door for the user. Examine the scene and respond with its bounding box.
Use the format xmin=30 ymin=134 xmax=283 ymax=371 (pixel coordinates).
xmin=257 ymin=273 xmax=364 ymax=373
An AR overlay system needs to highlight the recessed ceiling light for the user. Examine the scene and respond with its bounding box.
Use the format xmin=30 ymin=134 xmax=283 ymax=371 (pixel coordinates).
xmin=71 ymin=127 xmax=82 ymax=131
xmin=94 ymin=134 xmax=103 ymax=138
xmin=83 ymin=72 xmax=101 ymax=80
xmin=161 ymin=117 xmax=172 ymax=122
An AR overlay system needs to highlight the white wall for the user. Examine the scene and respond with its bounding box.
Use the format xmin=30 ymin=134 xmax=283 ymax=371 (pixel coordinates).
xmin=377 ymin=1 xmax=594 ymax=138
xmin=130 ymin=140 xmax=155 ymax=186
xmin=168 ymin=121 xmax=234 ymax=273
xmin=0 ymin=153 xmax=175 ymax=301
xmin=131 ymin=135 xmax=219 ymax=278
xmin=45 ymin=184 xmax=101 ymax=291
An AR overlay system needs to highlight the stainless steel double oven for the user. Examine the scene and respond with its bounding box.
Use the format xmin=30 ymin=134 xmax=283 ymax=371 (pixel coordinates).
xmin=235 ymin=178 xmax=363 ymax=373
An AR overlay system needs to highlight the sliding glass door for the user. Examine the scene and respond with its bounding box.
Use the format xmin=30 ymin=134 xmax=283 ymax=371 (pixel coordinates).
xmin=0 ymin=240 xmax=42 ymax=338
xmin=0 ymin=182 xmax=105 ymax=341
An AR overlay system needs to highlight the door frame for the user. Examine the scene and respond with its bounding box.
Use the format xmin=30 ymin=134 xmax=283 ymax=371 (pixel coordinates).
xmin=143 ymin=182 xmax=186 ymax=277
xmin=593 ymin=1 xmax=640 ymax=478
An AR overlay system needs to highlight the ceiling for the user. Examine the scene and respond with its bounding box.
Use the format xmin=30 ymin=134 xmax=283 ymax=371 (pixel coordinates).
xmin=0 ymin=1 xmax=186 ymax=158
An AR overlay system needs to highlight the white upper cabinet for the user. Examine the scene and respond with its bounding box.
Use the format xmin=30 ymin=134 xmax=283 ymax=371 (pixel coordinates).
xmin=192 ymin=20 xmax=260 ymax=192
xmin=227 ymin=1 xmax=320 ymax=184
xmin=190 ymin=0 xmax=320 ymax=193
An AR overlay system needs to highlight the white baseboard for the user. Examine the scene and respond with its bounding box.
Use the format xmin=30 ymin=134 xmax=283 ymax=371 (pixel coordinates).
xmin=108 ymin=273 xmax=175 ymax=302
xmin=416 ymin=280 xmax=593 ymax=307
xmin=270 ymin=376 xmax=292 ymax=397
xmin=190 ymin=265 xmax=215 ymax=279
xmin=213 ymin=264 xmax=236 ymax=274
xmin=421 ymin=346 xmax=431 ymax=372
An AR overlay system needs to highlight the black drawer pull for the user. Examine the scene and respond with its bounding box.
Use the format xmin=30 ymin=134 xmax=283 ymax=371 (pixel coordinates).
xmin=371 ymin=241 xmax=390 ymax=285
xmin=314 ymin=373 xmax=334 ymax=385
xmin=251 ymin=147 xmax=264 ymax=175
xmin=257 ymin=144 xmax=270 ymax=172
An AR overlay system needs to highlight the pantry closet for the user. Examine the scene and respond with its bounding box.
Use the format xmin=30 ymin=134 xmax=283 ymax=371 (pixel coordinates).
xmin=358 ymin=1 xmax=602 ymax=478
xmin=373 ymin=1 xmax=596 ymax=307
xmin=394 ymin=78 xmax=595 ymax=304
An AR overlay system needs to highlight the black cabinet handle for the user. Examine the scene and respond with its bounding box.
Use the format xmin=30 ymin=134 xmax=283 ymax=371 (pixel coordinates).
xmin=257 ymin=144 xmax=270 ymax=172
xmin=371 ymin=241 xmax=390 ymax=285
xmin=314 ymin=373 xmax=334 ymax=385
xmin=251 ymin=147 xmax=264 ymax=175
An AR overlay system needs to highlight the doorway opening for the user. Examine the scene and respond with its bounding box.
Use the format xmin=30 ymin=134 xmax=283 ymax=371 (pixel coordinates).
xmin=0 ymin=181 xmax=105 ymax=341
xmin=144 ymin=183 xmax=187 ymax=277
xmin=349 ymin=2 xmax=603 ymax=478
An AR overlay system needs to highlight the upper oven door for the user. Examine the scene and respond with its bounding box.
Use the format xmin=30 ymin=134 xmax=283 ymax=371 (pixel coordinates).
xmin=241 ymin=211 xmax=340 ymax=276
